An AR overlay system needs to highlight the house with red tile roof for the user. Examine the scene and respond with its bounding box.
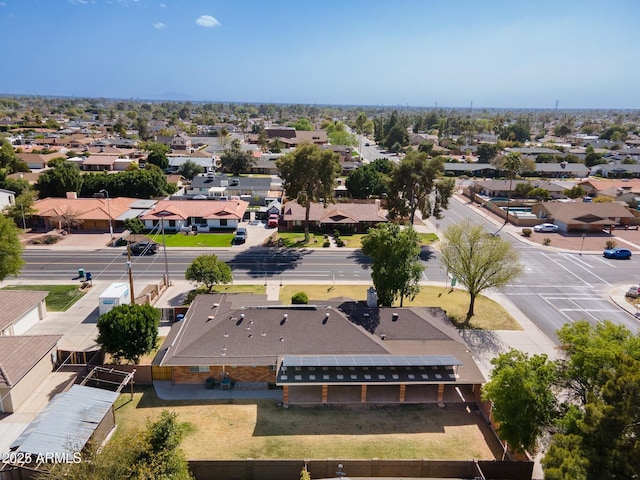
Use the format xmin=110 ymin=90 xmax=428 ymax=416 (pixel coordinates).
xmin=140 ymin=199 xmax=249 ymax=232
xmin=31 ymin=197 xmax=147 ymax=232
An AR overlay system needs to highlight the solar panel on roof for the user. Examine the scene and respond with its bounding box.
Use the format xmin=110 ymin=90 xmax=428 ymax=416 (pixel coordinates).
xmin=281 ymin=354 xmax=462 ymax=368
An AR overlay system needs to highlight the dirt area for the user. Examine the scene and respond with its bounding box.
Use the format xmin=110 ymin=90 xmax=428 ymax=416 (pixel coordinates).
xmin=518 ymin=229 xmax=640 ymax=253
xmin=114 ymin=388 xmax=504 ymax=460
xmin=21 ymin=230 xmax=114 ymax=248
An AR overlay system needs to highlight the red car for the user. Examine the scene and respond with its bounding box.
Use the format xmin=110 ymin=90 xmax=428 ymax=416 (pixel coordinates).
xmin=267 ymin=214 xmax=279 ymax=228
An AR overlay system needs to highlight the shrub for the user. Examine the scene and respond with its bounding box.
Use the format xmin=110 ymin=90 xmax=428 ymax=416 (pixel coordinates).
xmin=543 ymin=237 xmax=551 ymax=246
xmin=333 ymin=229 xmax=340 ymax=239
xmin=323 ymin=240 xmax=330 ymax=247
xmin=522 ymin=228 xmax=532 ymax=237
xmin=605 ymin=240 xmax=617 ymax=249
xmin=336 ymin=239 xmax=345 ymax=247
xmin=43 ymin=235 xmax=59 ymax=244
xmin=291 ymin=291 xmax=308 ymax=304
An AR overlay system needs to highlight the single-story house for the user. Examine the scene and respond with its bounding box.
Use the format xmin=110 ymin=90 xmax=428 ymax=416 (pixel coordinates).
xmin=590 ymin=162 xmax=640 ymax=179
xmin=468 ymin=179 xmax=567 ymax=199
xmin=31 ymin=197 xmax=150 ymax=232
xmin=532 ymin=162 xmax=591 ymax=178
xmin=443 ymin=163 xmax=497 ymax=177
xmin=16 ymin=152 xmax=64 ymax=170
xmin=532 ymin=202 xmax=637 ymax=232
xmin=0 ymin=290 xmax=48 ymax=336
xmin=578 ymin=179 xmax=640 ymax=199
xmin=249 ymin=153 xmax=284 ymax=175
xmin=186 ymin=173 xmax=283 ymax=205
xmin=155 ymin=293 xmax=485 ymax=406
xmin=139 ymin=199 xmax=249 ymax=232
xmin=282 ymin=200 xmax=388 ymax=233
xmin=0 ymin=335 xmax=61 ymax=413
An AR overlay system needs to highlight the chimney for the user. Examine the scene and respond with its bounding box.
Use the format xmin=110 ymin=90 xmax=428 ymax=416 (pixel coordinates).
xmin=66 ymin=192 xmax=78 ymax=199
xmin=392 ymin=313 xmax=399 ymax=322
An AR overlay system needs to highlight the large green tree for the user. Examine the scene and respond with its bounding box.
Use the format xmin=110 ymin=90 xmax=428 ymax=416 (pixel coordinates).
xmin=0 ymin=214 xmax=24 ymax=280
xmin=555 ymin=320 xmax=640 ymax=405
xmin=361 ymin=223 xmax=423 ymax=307
xmin=276 ymin=143 xmax=340 ymax=242
xmin=476 ymin=143 xmax=499 ymax=164
xmin=439 ymin=220 xmax=523 ymax=324
xmin=0 ymin=139 xmax=29 ymax=173
xmin=185 ymin=254 xmax=232 ymax=292
xmin=96 ymin=303 xmax=160 ymax=364
xmin=387 ymin=152 xmax=454 ymax=224
xmin=345 ymin=160 xmax=391 ymax=199
xmin=35 ymin=159 xmax=83 ymax=198
xmin=220 ymin=139 xmax=255 ymax=176
xmin=498 ymin=151 xmax=523 ymax=224
xmin=482 ymin=350 xmax=558 ymax=454
xmin=177 ymin=159 xmax=204 ymax=180
xmin=144 ymin=142 xmax=170 ymax=170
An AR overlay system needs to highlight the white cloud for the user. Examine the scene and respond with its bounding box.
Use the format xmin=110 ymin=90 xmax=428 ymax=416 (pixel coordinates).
xmin=196 ymin=15 xmax=220 ymax=28
xmin=69 ymin=0 xmax=89 ymax=4
xmin=0 ymin=2 xmax=7 ymax=7
xmin=160 ymin=3 xmax=166 ymax=7
xmin=153 ymin=22 xmax=166 ymax=29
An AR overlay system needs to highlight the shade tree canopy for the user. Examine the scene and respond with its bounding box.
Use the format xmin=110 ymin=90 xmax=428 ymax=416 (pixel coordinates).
xmin=439 ymin=220 xmax=523 ymax=324
xmin=96 ymin=303 xmax=160 ymax=364
xmin=185 ymin=254 xmax=233 ymax=292
xmin=276 ymin=143 xmax=340 ymax=242
xmin=361 ymin=223 xmax=423 ymax=307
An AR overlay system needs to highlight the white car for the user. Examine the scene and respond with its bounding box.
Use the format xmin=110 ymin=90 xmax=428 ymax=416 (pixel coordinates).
xmin=533 ymin=223 xmax=559 ymax=233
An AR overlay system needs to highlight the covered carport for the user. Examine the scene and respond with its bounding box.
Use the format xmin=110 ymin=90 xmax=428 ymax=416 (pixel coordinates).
xmin=277 ymin=354 xmax=479 ymax=406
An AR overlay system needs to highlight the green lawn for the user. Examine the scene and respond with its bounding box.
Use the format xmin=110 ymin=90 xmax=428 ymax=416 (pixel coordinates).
xmin=2 ymin=284 xmax=86 ymax=311
xmin=148 ymin=232 xmax=235 ymax=247
xmin=275 ymin=232 xmax=327 ymax=248
xmin=279 ymin=284 xmax=520 ymax=330
xmin=275 ymin=232 xmax=439 ymax=250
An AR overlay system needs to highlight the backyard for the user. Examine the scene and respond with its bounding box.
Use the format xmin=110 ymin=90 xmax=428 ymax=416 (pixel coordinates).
xmin=114 ymin=386 xmax=503 ymax=460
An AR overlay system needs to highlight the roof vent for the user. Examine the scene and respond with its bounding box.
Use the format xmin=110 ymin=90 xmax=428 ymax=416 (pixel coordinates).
xmin=240 ymin=313 xmax=245 ymax=319
xmin=380 ymin=333 xmax=386 ymax=340
xmin=392 ymin=313 xmax=399 ymax=322
xmin=283 ymin=314 xmax=288 ymax=319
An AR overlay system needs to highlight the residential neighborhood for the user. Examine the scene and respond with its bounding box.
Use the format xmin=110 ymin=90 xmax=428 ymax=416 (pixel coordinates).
xmin=1 ymin=95 xmax=640 ymax=480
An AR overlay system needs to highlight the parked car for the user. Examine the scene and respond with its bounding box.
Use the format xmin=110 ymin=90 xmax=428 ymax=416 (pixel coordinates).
xmin=625 ymin=286 xmax=640 ymax=298
xmin=603 ymin=248 xmax=632 ymax=259
xmin=533 ymin=223 xmax=559 ymax=233
xmin=233 ymin=227 xmax=248 ymax=244
xmin=129 ymin=241 xmax=157 ymax=255
xmin=267 ymin=214 xmax=279 ymax=228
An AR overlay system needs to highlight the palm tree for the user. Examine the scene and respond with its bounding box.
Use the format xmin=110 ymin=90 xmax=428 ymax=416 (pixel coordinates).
xmin=502 ymin=152 xmax=523 ymax=225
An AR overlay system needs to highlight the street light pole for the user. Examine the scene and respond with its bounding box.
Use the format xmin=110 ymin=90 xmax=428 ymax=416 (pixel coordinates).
xmin=99 ymin=189 xmax=114 ymax=247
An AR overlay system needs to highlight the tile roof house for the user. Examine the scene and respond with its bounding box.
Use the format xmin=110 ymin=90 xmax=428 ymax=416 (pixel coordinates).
xmin=31 ymin=197 xmax=146 ymax=232
xmin=282 ymin=200 xmax=388 ymax=232
xmin=139 ymin=199 xmax=249 ymax=232
xmin=0 ymin=335 xmax=61 ymax=413
xmin=155 ymin=293 xmax=485 ymax=406
xmin=16 ymin=152 xmax=64 ymax=170
xmin=531 ymin=202 xmax=637 ymax=232
xmin=578 ymin=179 xmax=640 ymax=198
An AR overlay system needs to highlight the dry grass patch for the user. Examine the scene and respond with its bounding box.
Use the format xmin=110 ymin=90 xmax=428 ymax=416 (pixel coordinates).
xmin=279 ymin=285 xmax=520 ymax=330
xmin=114 ymin=387 xmax=502 ymax=460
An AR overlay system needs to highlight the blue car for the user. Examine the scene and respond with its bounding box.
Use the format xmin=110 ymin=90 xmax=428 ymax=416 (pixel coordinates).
xmin=603 ymin=248 xmax=632 ymax=259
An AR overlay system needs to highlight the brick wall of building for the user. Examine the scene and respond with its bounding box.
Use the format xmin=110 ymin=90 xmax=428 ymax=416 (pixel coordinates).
xmin=172 ymin=365 xmax=276 ymax=384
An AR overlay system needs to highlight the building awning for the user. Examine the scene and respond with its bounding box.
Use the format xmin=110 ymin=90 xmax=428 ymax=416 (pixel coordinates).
xmin=277 ymin=354 xmax=462 ymax=386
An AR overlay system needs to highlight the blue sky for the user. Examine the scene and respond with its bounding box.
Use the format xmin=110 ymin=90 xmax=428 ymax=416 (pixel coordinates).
xmin=1 ymin=0 xmax=638 ymax=109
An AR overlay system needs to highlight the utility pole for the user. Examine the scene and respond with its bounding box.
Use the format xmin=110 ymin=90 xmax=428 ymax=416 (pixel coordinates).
xmin=127 ymin=243 xmax=135 ymax=304
xmin=97 ymin=189 xmax=114 ymax=246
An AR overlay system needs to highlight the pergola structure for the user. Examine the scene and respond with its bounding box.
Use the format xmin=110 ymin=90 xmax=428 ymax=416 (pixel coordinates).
xmin=277 ymin=354 xmax=467 ymax=406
